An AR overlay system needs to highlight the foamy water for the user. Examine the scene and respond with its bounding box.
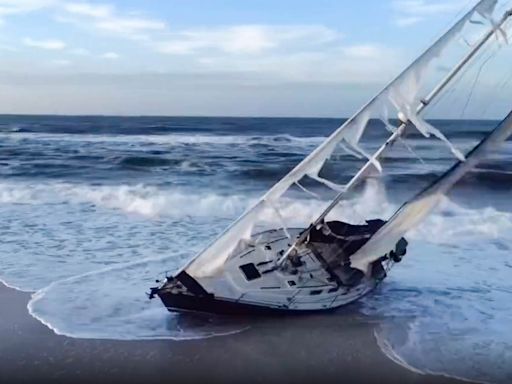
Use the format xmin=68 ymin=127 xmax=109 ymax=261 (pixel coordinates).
xmin=0 ymin=116 xmax=510 ymax=382
xmin=362 ymin=199 xmax=512 ymax=384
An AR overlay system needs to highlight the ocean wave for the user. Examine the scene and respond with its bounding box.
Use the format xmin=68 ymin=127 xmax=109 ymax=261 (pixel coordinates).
xmin=27 ymin=257 xmax=251 ymax=340
xmin=409 ymin=197 xmax=512 ymax=244
xmin=0 ymin=182 xmax=252 ymax=218
xmin=115 ymin=156 xmax=213 ymax=175
xmin=382 ymin=169 xmax=512 ymax=190
xmin=362 ymin=197 xmax=512 ymax=384
xmin=20 ymin=186 xmax=512 ymax=346
xmin=2 ymin=176 xmax=512 ymax=378
xmin=0 ymin=131 xmax=325 ymax=147
xmin=0 ymin=175 xmax=510 ymax=356
xmin=21 ymin=179 xmax=393 ymax=340
xmin=0 ymin=179 xmax=388 ymax=225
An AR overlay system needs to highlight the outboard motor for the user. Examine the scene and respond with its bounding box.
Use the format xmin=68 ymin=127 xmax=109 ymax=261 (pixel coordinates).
xmin=390 ymin=238 xmax=408 ymax=263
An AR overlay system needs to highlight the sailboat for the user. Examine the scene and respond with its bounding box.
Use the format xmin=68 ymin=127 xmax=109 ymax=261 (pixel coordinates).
xmin=150 ymin=0 xmax=512 ymax=315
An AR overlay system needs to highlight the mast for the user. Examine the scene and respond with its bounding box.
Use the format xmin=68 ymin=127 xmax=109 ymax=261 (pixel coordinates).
xmin=277 ymin=5 xmax=512 ymax=266
xmin=180 ymin=1 xmax=511 ymax=279
xmin=350 ymin=108 xmax=512 ymax=273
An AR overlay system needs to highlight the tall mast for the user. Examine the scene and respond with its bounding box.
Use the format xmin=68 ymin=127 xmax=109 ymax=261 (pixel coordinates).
xmin=278 ymin=6 xmax=512 ymax=266
xmin=351 ymin=108 xmax=512 ymax=272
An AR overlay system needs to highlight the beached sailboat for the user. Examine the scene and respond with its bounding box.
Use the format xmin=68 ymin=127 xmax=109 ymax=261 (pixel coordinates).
xmin=151 ymin=0 xmax=512 ymax=315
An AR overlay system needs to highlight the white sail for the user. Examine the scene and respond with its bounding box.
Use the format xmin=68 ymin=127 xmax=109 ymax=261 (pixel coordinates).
xmin=184 ymin=0 xmax=507 ymax=278
xmin=350 ymin=110 xmax=512 ymax=273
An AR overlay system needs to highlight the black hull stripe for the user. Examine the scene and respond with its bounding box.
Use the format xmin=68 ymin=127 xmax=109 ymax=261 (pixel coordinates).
xmin=157 ymin=292 xmax=354 ymax=316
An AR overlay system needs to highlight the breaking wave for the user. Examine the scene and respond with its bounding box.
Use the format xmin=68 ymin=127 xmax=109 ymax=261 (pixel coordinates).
xmin=19 ymin=180 xmax=390 ymax=340
xmin=0 ymin=178 xmax=394 ymax=223
xmin=0 ymin=116 xmax=510 ymax=382
xmin=0 ymin=131 xmax=325 ymax=147
xmin=27 ymin=257 xmax=252 ymax=341
xmin=17 ymin=181 xmax=512 ymax=353
xmin=362 ymin=197 xmax=512 ymax=384
xmin=0 ymin=182 xmax=251 ymax=218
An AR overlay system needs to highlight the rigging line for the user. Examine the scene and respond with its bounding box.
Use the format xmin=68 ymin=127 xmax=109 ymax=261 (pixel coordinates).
xmin=426 ymin=0 xmax=476 ymax=49
xmin=499 ymin=69 xmax=512 ymax=91
xmin=295 ymin=181 xmax=321 ymax=199
xmin=265 ymin=200 xmax=292 ymax=240
xmin=308 ymin=174 xmax=346 ymax=193
xmin=277 ymin=11 xmax=512 ymax=268
xmin=384 ymin=125 xmax=428 ymax=167
xmin=311 ymin=222 xmax=364 ymax=261
xmin=480 ymin=70 xmax=512 ymax=117
xmin=428 ymin=40 xmax=492 ymax=113
xmin=460 ymin=47 xmax=499 ymax=119
xmin=429 ymin=18 xmax=505 ymax=113
xmin=462 ymin=36 xmax=475 ymax=48
xmin=401 ymin=139 xmax=428 ymax=166
xmin=435 ymin=41 xmax=495 ymax=114
xmin=427 ymin=67 xmax=463 ymax=111
xmin=317 ymin=204 xmax=393 ymax=265
xmin=274 ymin=2 xmax=490 ymax=209
xmin=339 ymin=141 xmax=364 ymax=159
xmin=269 ymin=1 xmax=499 ymax=212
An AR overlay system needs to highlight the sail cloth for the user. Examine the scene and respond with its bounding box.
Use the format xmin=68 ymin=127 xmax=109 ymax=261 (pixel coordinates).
xmin=184 ymin=0 xmax=502 ymax=278
xmin=350 ymin=110 xmax=512 ymax=274
xmin=258 ymin=0 xmax=499 ymax=203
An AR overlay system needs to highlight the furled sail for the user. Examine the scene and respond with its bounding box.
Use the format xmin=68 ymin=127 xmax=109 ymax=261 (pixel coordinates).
xmin=183 ymin=0 xmax=510 ymax=278
xmin=350 ymin=109 xmax=512 ymax=273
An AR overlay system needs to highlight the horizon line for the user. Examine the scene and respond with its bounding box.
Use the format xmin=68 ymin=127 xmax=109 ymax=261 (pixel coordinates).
xmin=0 ymin=113 xmax=500 ymax=122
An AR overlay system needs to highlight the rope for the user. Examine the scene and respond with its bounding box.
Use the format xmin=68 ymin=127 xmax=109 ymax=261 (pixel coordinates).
xmin=295 ymin=181 xmax=321 ymax=199
xmin=460 ymin=48 xmax=498 ymax=118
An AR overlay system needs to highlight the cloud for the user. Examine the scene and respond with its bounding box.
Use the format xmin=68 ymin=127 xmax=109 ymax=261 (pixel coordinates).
xmin=101 ymin=51 xmax=119 ymax=59
xmin=0 ymin=0 xmax=166 ymax=40
xmin=392 ymin=0 xmax=467 ymax=27
xmin=62 ymin=2 xmax=111 ymax=18
xmin=61 ymin=2 xmax=166 ymax=38
xmin=395 ymin=16 xmax=424 ymax=27
xmin=0 ymin=0 xmax=59 ymax=24
xmin=155 ymin=25 xmax=340 ymax=55
xmin=0 ymin=2 xmax=399 ymax=90
xmin=193 ymin=43 xmax=400 ymax=85
xmin=0 ymin=0 xmax=58 ymax=16
xmin=23 ymin=37 xmax=66 ymax=50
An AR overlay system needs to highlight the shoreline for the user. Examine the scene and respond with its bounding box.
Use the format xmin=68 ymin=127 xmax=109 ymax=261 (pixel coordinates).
xmin=0 ymin=282 xmax=464 ymax=384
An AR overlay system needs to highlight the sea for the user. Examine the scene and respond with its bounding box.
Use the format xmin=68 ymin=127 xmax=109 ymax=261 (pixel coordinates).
xmin=0 ymin=115 xmax=511 ymax=383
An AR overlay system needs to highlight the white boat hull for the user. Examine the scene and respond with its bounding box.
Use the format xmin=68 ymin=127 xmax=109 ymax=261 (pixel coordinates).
xmin=154 ymin=228 xmax=392 ymax=314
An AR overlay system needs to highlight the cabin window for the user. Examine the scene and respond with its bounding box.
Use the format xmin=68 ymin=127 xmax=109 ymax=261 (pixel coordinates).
xmin=239 ymin=263 xmax=261 ymax=281
xmin=310 ymin=289 xmax=323 ymax=296
xmin=328 ymin=287 xmax=339 ymax=293
xmin=288 ymin=280 xmax=296 ymax=287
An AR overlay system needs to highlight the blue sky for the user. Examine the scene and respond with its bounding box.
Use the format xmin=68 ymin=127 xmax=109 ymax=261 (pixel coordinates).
xmin=0 ymin=0 xmax=510 ymax=117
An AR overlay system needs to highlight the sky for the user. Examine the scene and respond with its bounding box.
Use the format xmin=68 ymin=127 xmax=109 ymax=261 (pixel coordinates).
xmin=0 ymin=0 xmax=510 ymax=117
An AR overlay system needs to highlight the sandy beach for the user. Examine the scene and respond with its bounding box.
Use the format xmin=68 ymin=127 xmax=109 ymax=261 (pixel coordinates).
xmin=0 ymin=282 xmax=464 ymax=384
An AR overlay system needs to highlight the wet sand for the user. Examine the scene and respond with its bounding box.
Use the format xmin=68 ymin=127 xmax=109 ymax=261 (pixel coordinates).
xmin=0 ymin=283 xmax=463 ymax=384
